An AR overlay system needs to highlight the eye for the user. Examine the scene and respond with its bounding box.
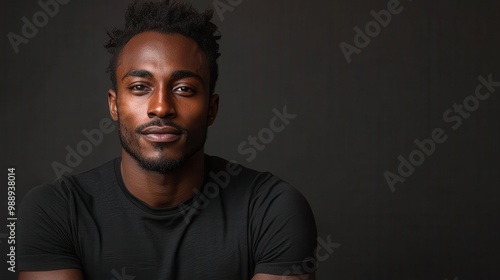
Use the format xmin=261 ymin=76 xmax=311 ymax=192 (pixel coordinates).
xmin=129 ymin=84 xmax=149 ymax=91
xmin=127 ymin=84 xmax=152 ymax=95
xmin=174 ymin=86 xmax=196 ymax=96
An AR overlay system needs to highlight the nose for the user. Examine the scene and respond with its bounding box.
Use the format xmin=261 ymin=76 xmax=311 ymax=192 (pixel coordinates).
xmin=147 ymin=87 xmax=176 ymax=119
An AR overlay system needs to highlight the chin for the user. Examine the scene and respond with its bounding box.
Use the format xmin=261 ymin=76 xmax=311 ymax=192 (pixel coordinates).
xmin=135 ymin=154 xmax=185 ymax=173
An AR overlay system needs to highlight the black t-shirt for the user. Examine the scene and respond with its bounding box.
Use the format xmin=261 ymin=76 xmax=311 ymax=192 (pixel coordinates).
xmin=18 ymin=155 xmax=317 ymax=279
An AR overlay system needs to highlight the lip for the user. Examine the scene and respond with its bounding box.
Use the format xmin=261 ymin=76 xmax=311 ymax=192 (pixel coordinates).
xmin=141 ymin=126 xmax=182 ymax=143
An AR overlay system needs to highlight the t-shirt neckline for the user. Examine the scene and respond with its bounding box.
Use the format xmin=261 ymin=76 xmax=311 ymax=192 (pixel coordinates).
xmin=113 ymin=155 xmax=212 ymax=216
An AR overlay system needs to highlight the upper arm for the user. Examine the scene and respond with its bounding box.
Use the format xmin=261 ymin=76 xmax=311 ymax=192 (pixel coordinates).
xmin=252 ymin=273 xmax=316 ymax=280
xmin=250 ymin=177 xmax=318 ymax=276
xmin=18 ymin=269 xmax=84 ymax=280
xmin=18 ymin=184 xmax=81 ymax=272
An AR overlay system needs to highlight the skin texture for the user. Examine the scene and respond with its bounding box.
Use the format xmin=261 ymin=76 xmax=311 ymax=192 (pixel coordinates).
xmin=18 ymin=31 xmax=313 ymax=280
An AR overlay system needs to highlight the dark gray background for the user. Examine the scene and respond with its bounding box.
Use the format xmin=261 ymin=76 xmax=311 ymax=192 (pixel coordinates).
xmin=1 ymin=0 xmax=499 ymax=279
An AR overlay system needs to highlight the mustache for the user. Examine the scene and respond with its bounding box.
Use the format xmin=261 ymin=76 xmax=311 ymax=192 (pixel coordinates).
xmin=135 ymin=118 xmax=187 ymax=134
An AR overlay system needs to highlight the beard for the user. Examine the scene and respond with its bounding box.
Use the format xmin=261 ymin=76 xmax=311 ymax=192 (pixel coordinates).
xmin=117 ymin=115 xmax=207 ymax=173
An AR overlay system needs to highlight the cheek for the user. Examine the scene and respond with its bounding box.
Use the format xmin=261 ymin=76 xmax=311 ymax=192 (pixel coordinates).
xmin=117 ymin=97 xmax=146 ymax=126
xmin=178 ymin=97 xmax=209 ymax=119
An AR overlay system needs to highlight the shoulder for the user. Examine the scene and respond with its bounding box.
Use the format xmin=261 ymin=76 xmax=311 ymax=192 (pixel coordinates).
xmin=248 ymin=173 xmax=314 ymax=222
xmin=207 ymin=155 xmax=311 ymax=213
xmin=207 ymin=155 xmax=279 ymax=195
xmin=21 ymin=177 xmax=73 ymax=210
xmin=71 ymin=157 xmax=119 ymax=188
xmin=20 ymin=158 xmax=118 ymax=212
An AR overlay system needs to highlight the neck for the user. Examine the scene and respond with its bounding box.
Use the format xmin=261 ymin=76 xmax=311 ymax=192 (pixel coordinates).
xmin=120 ymin=150 xmax=206 ymax=208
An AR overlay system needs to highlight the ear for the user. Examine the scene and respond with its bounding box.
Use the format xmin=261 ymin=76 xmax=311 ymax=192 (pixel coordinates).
xmin=207 ymin=94 xmax=219 ymax=126
xmin=108 ymin=89 xmax=118 ymax=121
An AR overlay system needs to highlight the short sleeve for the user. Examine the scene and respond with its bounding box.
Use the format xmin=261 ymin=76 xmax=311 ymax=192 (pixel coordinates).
xmin=249 ymin=175 xmax=317 ymax=276
xmin=18 ymin=181 xmax=81 ymax=271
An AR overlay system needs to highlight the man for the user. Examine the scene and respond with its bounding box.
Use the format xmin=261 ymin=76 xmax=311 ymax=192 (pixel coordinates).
xmin=18 ymin=1 xmax=317 ymax=279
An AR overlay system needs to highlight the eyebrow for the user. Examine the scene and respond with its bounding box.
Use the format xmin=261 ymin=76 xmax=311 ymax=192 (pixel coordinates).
xmin=121 ymin=69 xmax=205 ymax=84
xmin=170 ymin=70 xmax=204 ymax=84
xmin=121 ymin=69 xmax=153 ymax=81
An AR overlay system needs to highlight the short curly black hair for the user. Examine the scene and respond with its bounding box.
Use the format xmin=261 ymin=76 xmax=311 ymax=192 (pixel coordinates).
xmin=104 ymin=0 xmax=221 ymax=94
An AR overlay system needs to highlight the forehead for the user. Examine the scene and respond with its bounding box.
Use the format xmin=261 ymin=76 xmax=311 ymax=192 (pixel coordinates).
xmin=117 ymin=31 xmax=208 ymax=80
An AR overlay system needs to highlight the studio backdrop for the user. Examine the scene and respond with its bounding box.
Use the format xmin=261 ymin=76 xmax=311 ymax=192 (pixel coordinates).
xmin=1 ymin=0 xmax=499 ymax=279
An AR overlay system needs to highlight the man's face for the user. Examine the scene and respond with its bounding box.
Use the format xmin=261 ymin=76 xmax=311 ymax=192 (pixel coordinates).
xmin=108 ymin=31 xmax=218 ymax=172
